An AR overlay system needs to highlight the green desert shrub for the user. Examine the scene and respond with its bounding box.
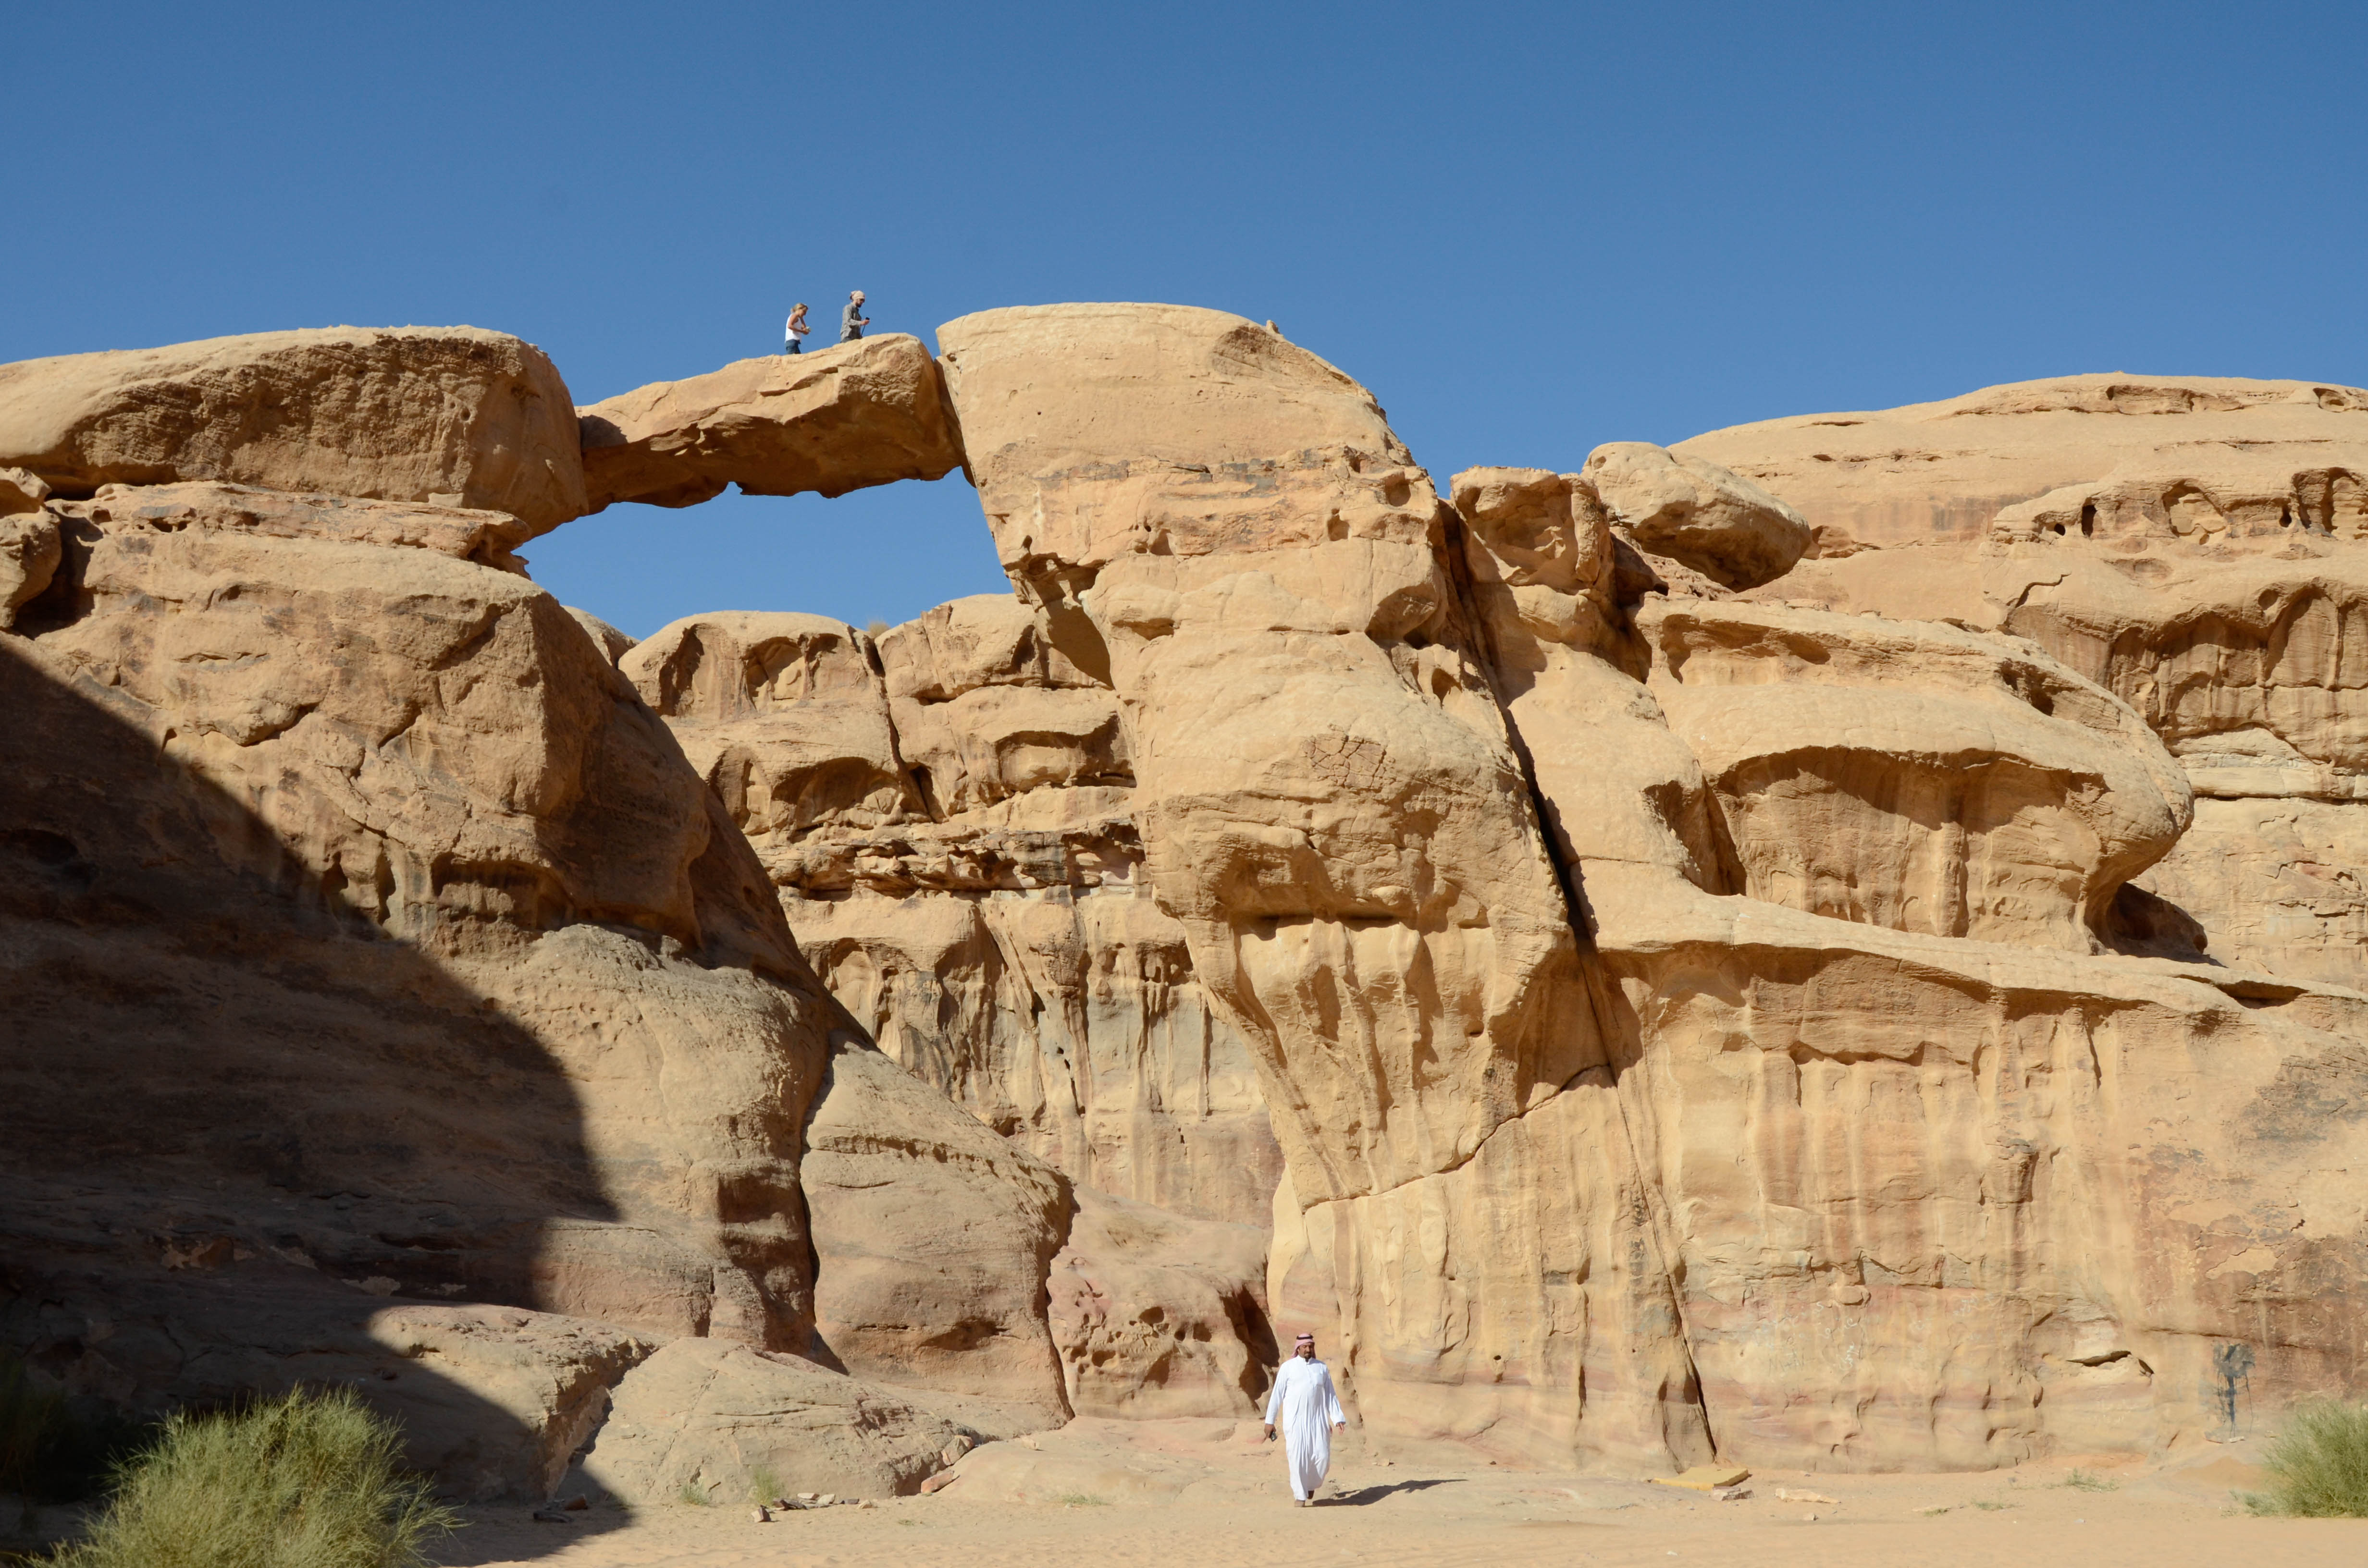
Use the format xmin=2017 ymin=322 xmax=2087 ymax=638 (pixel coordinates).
xmin=2243 ymin=1399 xmax=2368 ymax=1518
xmin=47 ymin=1386 xmax=458 ymax=1568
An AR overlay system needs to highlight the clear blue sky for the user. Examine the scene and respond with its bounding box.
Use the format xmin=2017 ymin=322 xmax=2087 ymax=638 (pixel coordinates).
xmin=10 ymin=2 xmax=2364 ymax=638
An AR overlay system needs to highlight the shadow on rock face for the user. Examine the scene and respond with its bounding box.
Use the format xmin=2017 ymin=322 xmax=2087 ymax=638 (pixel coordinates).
xmin=0 ymin=637 xmax=644 ymax=1545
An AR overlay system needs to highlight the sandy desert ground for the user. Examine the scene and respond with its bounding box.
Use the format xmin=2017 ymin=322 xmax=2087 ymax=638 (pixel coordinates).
xmin=438 ymin=1416 xmax=2365 ymax=1568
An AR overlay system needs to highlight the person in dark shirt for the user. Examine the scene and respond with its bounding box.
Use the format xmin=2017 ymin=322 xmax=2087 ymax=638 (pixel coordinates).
xmin=841 ymin=290 xmax=871 ymax=343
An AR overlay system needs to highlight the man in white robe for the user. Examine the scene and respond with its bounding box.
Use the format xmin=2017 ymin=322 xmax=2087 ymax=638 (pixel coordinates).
xmin=1263 ymin=1331 xmax=1347 ymax=1505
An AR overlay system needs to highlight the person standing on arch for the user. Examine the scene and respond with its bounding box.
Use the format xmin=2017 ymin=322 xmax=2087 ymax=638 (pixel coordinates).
xmin=840 ymin=289 xmax=870 ymax=343
xmin=1263 ymin=1331 xmax=1347 ymax=1507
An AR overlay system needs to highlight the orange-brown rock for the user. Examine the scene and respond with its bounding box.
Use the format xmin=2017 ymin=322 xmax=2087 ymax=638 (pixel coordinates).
xmin=0 ymin=327 xmax=586 ymax=533
xmin=1453 ymin=454 xmax=2368 ymax=1468
xmin=1636 ymin=598 xmax=2192 ymax=948
xmin=1713 ymin=378 xmax=2368 ymax=989
xmin=623 ymin=611 xmax=925 ymax=851
xmin=575 ymin=336 xmax=963 ymax=513
xmin=0 ymin=466 xmax=48 ymax=514
xmin=627 ymin=591 xmax=1282 ymax=1229
xmin=0 ymin=512 xmax=58 ymax=629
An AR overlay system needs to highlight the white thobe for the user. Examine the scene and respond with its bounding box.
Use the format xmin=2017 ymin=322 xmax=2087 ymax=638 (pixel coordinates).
xmin=1264 ymin=1356 xmax=1346 ymax=1500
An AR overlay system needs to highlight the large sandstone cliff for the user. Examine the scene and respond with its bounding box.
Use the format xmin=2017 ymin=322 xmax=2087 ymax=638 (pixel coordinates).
xmin=5 ymin=315 xmax=2366 ymax=1498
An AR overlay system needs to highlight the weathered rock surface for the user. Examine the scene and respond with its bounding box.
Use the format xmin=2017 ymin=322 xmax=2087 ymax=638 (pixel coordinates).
xmin=576 ymin=336 xmax=963 ymax=513
xmin=580 ymin=1338 xmax=962 ymax=1502
xmin=64 ymin=480 xmax=543 ymax=571
xmin=1711 ymin=378 xmax=2368 ymax=989
xmin=567 ymin=606 xmax=637 ymax=665
xmin=0 ymin=511 xmax=59 ymax=628
xmin=800 ymin=1039 xmax=1072 ymax=1423
xmin=633 ymin=594 xmax=1283 ymax=1229
xmin=1452 ymin=451 xmax=2368 ymax=1466
xmin=361 ymin=1306 xmax=658 ymax=1501
xmin=1678 ymin=372 xmax=2368 ymax=548
xmin=1583 ymin=441 xmax=1812 ymax=590
xmin=0 ymin=495 xmax=859 ymax=1498
xmin=1637 ymin=598 xmax=2192 ymax=948
xmin=16 ymin=315 xmax=2368 ymax=1489
xmin=941 ymin=303 xmax=1712 ymax=1466
xmin=624 ymin=610 xmax=925 ymax=853
xmin=0 ymin=327 xmax=586 ymax=533
xmin=1048 ymin=1188 xmax=1273 ymax=1419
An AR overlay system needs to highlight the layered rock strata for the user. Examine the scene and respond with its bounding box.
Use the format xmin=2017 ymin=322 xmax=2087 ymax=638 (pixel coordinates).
xmin=0 ymin=326 xmax=586 ymax=532
xmin=626 ymin=596 xmax=1284 ymax=1229
xmin=1679 ymin=372 xmax=2368 ymax=548
xmin=1449 ymin=452 xmax=2368 ymax=1467
xmin=1698 ymin=375 xmax=2368 ymax=991
xmin=12 ymin=316 xmax=2368 ymax=1490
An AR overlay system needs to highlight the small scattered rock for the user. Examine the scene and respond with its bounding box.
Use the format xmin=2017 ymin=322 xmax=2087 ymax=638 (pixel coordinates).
xmin=1650 ymin=1465 xmax=1751 ymax=1492
xmin=751 ymin=1505 xmax=772 ymax=1523
xmin=1773 ymin=1487 xmax=1838 ymax=1504
xmin=919 ymin=1470 xmax=962 ymax=1495
xmin=1710 ymin=1483 xmax=1751 ymax=1501
xmin=559 ymin=1494 xmax=590 ymax=1511
xmin=530 ymin=1508 xmax=573 ymax=1524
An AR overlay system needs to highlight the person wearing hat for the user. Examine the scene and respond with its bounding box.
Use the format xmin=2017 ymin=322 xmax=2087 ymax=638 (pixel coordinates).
xmin=1262 ymin=1332 xmax=1347 ymax=1506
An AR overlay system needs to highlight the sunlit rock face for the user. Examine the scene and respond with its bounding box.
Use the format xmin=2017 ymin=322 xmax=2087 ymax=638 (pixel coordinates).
xmin=574 ymin=334 xmax=964 ymax=513
xmin=937 ymin=304 xmax=1713 ymax=1467
xmin=622 ymin=593 xmax=1284 ymax=1231
xmin=0 ymin=326 xmax=588 ymax=532
xmin=10 ymin=317 xmax=2368 ymax=1489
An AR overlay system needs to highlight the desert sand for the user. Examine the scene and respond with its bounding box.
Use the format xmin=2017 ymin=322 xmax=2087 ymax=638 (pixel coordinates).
xmin=446 ymin=1419 xmax=2356 ymax=1568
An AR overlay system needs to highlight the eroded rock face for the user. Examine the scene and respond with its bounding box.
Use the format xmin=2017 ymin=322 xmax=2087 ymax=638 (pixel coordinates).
xmin=1637 ymin=599 xmax=2191 ymax=948
xmin=1678 ymin=372 xmax=2368 ymax=548
xmin=1452 ymin=453 xmax=2368 ymax=1468
xmin=1048 ymin=1188 xmax=1273 ymax=1419
xmin=66 ymin=480 xmax=544 ymax=570
xmin=0 ymin=327 xmax=587 ymax=533
xmin=1699 ymin=378 xmax=2368 ymax=992
xmin=18 ymin=314 xmax=2368 ymax=1487
xmin=940 ymin=304 xmax=1713 ymax=1466
xmin=623 ymin=611 xmax=925 ymax=854
xmin=0 ymin=501 xmax=850 ymax=1476
xmin=576 ymin=336 xmax=964 ymax=513
xmin=629 ymin=594 xmax=1282 ymax=1229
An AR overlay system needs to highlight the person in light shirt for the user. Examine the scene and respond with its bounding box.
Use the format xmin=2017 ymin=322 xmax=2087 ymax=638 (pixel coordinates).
xmin=784 ymin=302 xmax=810 ymax=355
xmin=1262 ymin=1332 xmax=1347 ymax=1506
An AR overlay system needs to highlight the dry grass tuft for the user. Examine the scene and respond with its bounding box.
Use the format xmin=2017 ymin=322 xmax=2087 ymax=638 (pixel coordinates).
xmin=46 ymin=1386 xmax=457 ymax=1568
xmin=2244 ymin=1400 xmax=2368 ymax=1518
